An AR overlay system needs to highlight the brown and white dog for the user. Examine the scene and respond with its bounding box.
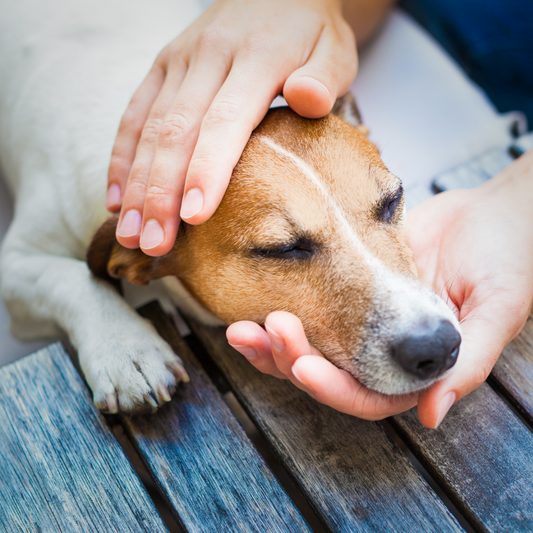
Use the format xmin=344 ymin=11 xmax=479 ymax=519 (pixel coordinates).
xmin=0 ymin=0 xmax=460 ymax=414
xmin=88 ymin=97 xmax=461 ymax=407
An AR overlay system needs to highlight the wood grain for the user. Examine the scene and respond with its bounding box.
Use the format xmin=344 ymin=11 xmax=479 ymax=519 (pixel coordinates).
xmin=490 ymin=313 xmax=533 ymax=426
xmin=392 ymin=383 xmax=533 ymax=532
xmin=0 ymin=343 xmax=169 ymax=533
xmin=122 ymin=302 xmax=312 ymax=533
xmin=187 ymin=320 xmax=464 ymax=533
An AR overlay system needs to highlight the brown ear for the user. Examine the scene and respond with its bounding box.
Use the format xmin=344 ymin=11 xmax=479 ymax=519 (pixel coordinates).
xmin=331 ymin=92 xmax=369 ymax=137
xmin=87 ymin=216 xmax=176 ymax=286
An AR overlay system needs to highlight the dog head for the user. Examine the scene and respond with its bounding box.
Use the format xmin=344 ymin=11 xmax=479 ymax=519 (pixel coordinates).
xmin=88 ymin=95 xmax=461 ymax=395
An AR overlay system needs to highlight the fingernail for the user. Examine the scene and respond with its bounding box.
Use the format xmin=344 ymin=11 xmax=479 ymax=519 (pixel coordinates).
xmin=117 ymin=209 xmax=142 ymax=237
xmin=229 ymin=344 xmax=257 ymax=360
xmin=106 ymin=184 xmax=121 ymax=209
xmin=291 ymin=365 xmax=303 ymax=384
xmin=292 ymin=364 xmax=315 ymax=397
xmin=301 ymin=76 xmax=333 ymax=105
xmin=181 ymin=188 xmax=204 ymax=219
xmin=435 ymin=391 xmax=456 ymax=429
xmin=265 ymin=325 xmax=285 ymax=352
xmin=140 ymin=219 xmax=165 ymax=249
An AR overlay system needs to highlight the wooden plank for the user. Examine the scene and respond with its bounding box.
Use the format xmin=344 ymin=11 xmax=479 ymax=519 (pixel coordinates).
xmin=0 ymin=343 xmax=169 ymax=533
xmin=187 ymin=320 xmax=464 ymax=533
xmin=391 ymin=383 xmax=533 ymax=532
xmin=490 ymin=312 xmax=533 ymax=426
xmin=122 ymin=302 xmax=312 ymax=533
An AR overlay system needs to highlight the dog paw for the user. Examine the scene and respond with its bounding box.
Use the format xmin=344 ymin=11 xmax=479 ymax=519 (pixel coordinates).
xmin=79 ymin=320 xmax=189 ymax=415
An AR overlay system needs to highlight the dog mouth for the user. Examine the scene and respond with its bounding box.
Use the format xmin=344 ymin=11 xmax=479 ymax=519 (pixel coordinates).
xmin=341 ymin=316 xmax=462 ymax=396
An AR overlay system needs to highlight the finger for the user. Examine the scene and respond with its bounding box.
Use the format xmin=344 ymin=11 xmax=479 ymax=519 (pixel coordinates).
xmin=226 ymin=321 xmax=286 ymax=379
xmin=292 ymin=355 xmax=418 ymax=420
xmin=138 ymin=55 xmax=230 ymax=255
xmin=116 ymin=62 xmax=188 ymax=248
xmin=107 ymin=65 xmax=165 ymax=212
xmin=263 ymin=312 xmax=322 ymax=376
xmin=283 ymin=23 xmax=357 ymax=118
xmin=417 ymin=305 xmax=519 ymax=429
xmin=180 ymin=61 xmax=280 ymax=225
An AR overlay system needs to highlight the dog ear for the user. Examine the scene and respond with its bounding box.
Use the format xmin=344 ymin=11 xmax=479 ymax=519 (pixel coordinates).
xmin=331 ymin=92 xmax=369 ymax=137
xmin=87 ymin=216 xmax=176 ymax=286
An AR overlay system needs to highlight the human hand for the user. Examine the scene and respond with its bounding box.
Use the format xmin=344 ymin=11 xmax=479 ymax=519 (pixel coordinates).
xmin=107 ymin=0 xmax=356 ymax=256
xmin=408 ymin=150 xmax=533 ymax=428
xmin=227 ymin=312 xmax=419 ymax=421
xmin=227 ymin=150 xmax=533 ymax=428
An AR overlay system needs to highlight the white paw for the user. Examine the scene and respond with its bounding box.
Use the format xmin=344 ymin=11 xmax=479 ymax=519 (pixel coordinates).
xmin=79 ymin=318 xmax=189 ymax=414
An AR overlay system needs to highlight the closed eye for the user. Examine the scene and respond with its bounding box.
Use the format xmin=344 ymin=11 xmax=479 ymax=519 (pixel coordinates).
xmin=251 ymin=236 xmax=317 ymax=261
xmin=377 ymin=186 xmax=404 ymax=223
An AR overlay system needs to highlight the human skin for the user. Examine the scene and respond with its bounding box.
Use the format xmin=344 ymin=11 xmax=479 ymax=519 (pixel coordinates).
xmin=227 ymin=149 xmax=533 ymax=428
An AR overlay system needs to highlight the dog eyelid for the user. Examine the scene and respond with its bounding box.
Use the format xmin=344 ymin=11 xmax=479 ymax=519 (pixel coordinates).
xmin=250 ymin=236 xmax=317 ymax=261
xmin=376 ymin=185 xmax=404 ymax=224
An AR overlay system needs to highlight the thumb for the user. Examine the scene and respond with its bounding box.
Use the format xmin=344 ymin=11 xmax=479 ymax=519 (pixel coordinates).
xmin=283 ymin=24 xmax=357 ymax=118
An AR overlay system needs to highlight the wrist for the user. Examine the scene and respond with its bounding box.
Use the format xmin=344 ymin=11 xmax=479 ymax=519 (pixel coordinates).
xmin=342 ymin=0 xmax=397 ymax=45
xmin=480 ymin=148 xmax=533 ymax=222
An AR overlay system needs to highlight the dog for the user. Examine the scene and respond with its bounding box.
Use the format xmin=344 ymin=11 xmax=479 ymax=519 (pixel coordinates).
xmin=0 ymin=0 xmax=460 ymax=415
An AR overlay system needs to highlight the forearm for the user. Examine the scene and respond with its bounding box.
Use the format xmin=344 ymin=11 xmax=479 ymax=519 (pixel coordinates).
xmin=342 ymin=0 xmax=397 ymax=45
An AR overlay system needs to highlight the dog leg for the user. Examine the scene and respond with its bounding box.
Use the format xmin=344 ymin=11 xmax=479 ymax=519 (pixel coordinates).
xmin=0 ymin=242 xmax=188 ymax=414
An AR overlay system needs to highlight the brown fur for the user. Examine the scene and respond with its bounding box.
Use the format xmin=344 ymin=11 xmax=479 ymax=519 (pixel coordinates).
xmin=87 ymin=102 xmax=416 ymax=375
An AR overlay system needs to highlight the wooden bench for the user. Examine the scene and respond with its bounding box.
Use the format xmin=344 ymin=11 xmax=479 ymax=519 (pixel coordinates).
xmin=1 ymin=300 xmax=533 ymax=532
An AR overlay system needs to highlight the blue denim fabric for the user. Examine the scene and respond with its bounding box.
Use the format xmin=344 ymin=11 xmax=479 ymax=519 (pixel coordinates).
xmin=401 ymin=0 xmax=533 ymax=128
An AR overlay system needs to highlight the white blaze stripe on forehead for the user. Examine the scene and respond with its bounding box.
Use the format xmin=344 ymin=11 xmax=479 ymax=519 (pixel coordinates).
xmin=257 ymin=135 xmax=380 ymax=267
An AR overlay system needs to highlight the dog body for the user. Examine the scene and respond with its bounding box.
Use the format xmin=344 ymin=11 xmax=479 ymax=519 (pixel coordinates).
xmin=0 ymin=0 xmax=460 ymax=413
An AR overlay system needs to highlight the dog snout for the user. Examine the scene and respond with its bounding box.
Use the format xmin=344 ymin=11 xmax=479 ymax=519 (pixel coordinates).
xmin=391 ymin=319 xmax=461 ymax=380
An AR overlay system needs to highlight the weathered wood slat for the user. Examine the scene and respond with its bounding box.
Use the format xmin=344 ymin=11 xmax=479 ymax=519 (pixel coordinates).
xmin=0 ymin=343 xmax=169 ymax=533
xmin=122 ymin=302 xmax=312 ymax=533
xmin=391 ymin=383 xmax=533 ymax=532
xmin=490 ymin=313 xmax=533 ymax=426
xmin=187 ymin=320 xmax=463 ymax=533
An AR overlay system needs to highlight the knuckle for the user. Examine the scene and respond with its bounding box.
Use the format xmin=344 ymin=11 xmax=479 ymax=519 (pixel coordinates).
xmin=242 ymin=32 xmax=277 ymax=57
xmin=473 ymin=363 xmax=491 ymax=389
xmin=196 ymin=26 xmax=228 ymax=54
xmin=119 ymin=107 xmax=139 ymax=132
xmin=126 ymin=160 xmax=152 ymax=190
xmin=205 ymin=97 xmax=241 ymax=126
xmin=108 ymin=153 xmax=130 ymax=179
xmin=125 ymin=174 xmax=149 ymax=198
xmin=186 ymin=152 xmax=214 ymax=180
xmin=140 ymin=117 xmax=163 ymax=145
xmin=144 ymin=184 xmax=174 ymax=210
xmin=158 ymin=111 xmax=193 ymax=147
xmin=155 ymin=47 xmax=170 ymax=67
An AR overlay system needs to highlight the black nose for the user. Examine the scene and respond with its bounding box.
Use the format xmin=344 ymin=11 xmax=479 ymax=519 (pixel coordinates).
xmin=391 ymin=320 xmax=461 ymax=380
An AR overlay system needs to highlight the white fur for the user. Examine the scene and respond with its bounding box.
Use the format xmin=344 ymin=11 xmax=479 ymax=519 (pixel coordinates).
xmin=0 ymin=0 xmax=204 ymax=411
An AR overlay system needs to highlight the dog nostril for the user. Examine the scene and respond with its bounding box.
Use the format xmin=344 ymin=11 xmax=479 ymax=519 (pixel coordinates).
xmin=391 ymin=320 xmax=461 ymax=380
